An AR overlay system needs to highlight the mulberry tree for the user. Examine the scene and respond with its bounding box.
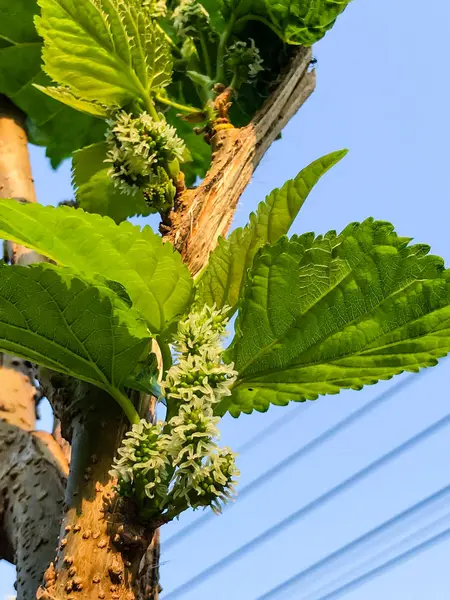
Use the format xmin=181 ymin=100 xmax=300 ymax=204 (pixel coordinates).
xmin=0 ymin=1 xmax=450 ymax=600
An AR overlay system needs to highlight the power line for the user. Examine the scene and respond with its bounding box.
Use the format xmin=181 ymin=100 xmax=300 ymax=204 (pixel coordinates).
xmin=308 ymin=526 xmax=450 ymax=600
xmin=303 ymin=513 xmax=450 ymax=600
xmin=255 ymin=484 xmax=450 ymax=599
xmin=236 ymin=403 xmax=310 ymax=454
xmin=163 ymin=413 xmax=450 ymax=599
xmin=164 ymin=374 xmax=421 ymax=551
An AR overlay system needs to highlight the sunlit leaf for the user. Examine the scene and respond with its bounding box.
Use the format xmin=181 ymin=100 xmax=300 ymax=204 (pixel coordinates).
xmin=222 ymin=219 xmax=450 ymax=416
xmin=0 ymin=201 xmax=193 ymax=334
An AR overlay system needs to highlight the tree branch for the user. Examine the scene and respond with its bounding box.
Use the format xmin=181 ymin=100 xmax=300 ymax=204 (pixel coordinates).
xmin=165 ymin=47 xmax=316 ymax=275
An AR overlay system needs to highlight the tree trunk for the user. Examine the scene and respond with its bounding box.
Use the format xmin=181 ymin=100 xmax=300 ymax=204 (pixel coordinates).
xmin=0 ymin=95 xmax=68 ymax=600
xmin=40 ymin=394 xmax=155 ymax=600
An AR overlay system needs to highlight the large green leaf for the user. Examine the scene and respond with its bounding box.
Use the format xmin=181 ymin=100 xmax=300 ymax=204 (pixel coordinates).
xmin=72 ymin=142 xmax=154 ymax=223
xmin=224 ymin=0 xmax=351 ymax=45
xmin=35 ymin=0 xmax=172 ymax=107
xmin=0 ymin=0 xmax=40 ymax=45
xmin=222 ymin=219 xmax=450 ymax=416
xmin=0 ymin=35 xmax=106 ymax=166
xmin=34 ymin=85 xmax=110 ymax=117
xmin=197 ymin=150 xmax=347 ymax=313
xmin=0 ymin=201 xmax=193 ymax=334
xmin=0 ymin=263 xmax=149 ymax=392
xmin=199 ymin=0 xmax=227 ymax=33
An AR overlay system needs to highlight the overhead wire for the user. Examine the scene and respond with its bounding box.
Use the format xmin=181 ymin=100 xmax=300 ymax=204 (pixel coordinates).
xmin=255 ymin=484 xmax=450 ymax=599
xmin=305 ymin=526 xmax=450 ymax=600
xmin=164 ymin=374 xmax=421 ymax=551
xmin=236 ymin=403 xmax=310 ymax=454
xmin=163 ymin=413 xmax=450 ymax=599
xmin=302 ymin=512 xmax=450 ymax=600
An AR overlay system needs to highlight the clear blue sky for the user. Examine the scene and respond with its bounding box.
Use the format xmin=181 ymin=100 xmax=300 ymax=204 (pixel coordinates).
xmin=2 ymin=0 xmax=450 ymax=598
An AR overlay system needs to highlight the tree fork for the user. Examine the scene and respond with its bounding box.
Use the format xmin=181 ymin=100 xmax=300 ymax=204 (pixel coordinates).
xmin=165 ymin=47 xmax=316 ymax=274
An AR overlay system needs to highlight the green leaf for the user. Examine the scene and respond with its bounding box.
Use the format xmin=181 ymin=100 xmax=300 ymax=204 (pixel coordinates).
xmin=124 ymin=353 xmax=164 ymax=400
xmin=0 ymin=41 xmax=106 ymax=166
xmin=222 ymin=219 xmax=450 ymax=416
xmin=224 ymin=0 xmax=351 ymax=45
xmin=0 ymin=0 xmax=40 ymax=45
xmin=34 ymin=85 xmax=109 ymax=117
xmin=30 ymin=106 xmax=107 ymax=168
xmin=200 ymin=0 xmax=227 ymax=33
xmin=0 ymin=201 xmax=193 ymax=334
xmin=197 ymin=150 xmax=347 ymax=313
xmin=72 ymin=142 xmax=154 ymax=223
xmin=186 ymin=70 xmax=214 ymax=89
xmin=35 ymin=0 xmax=172 ymax=107
xmin=0 ymin=263 xmax=149 ymax=393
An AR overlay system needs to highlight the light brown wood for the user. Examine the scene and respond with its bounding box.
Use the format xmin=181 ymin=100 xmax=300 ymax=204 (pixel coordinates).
xmin=42 ymin=395 xmax=155 ymax=600
xmin=165 ymin=48 xmax=316 ymax=275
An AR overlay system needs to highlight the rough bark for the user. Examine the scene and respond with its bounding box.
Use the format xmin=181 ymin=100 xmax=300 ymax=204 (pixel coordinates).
xmin=0 ymin=95 xmax=68 ymax=600
xmin=0 ymin=419 xmax=68 ymax=600
xmin=39 ymin=392 xmax=156 ymax=600
xmin=165 ymin=47 xmax=316 ymax=274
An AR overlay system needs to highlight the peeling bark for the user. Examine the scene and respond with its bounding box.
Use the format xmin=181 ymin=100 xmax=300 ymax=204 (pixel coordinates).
xmin=165 ymin=47 xmax=316 ymax=274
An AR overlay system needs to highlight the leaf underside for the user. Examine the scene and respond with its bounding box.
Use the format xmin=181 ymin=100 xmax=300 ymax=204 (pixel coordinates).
xmin=34 ymin=84 xmax=110 ymax=117
xmin=0 ymin=201 xmax=193 ymax=334
xmin=222 ymin=219 xmax=450 ymax=416
xmin=0 ymin=263 xmax=149 ymax=391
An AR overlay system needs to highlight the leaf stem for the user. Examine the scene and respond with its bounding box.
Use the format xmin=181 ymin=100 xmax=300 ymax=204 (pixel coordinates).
xmin=234 ymin=14 xmax=282 ymax=39
xmin=145 ymin=96 xmax=160 ymax=121
xmin=157 ymin=337 xmax=173 ymax=376
xmin=199 ymin=31 xmax=213 ymax=78
xmin=155 ymin=94 xmax=201 ymax=114
xmin=215 ymin=14 xmax=236 ymax=82
xmin=109 ymin=387 xmax=140 ymax=425
xmin=156 ymin=23 xmax=182 ymax=57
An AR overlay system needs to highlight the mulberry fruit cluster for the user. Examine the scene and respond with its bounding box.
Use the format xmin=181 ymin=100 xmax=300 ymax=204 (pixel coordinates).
xmin=225 ymin=39 xmax=264 ymax=88
xmin=171 ymin=0 xmax=211 ymax=38
xmin=105 ymin=111 xmax=185 ymax=211
xmin=110 ymin=305 xmax=240 ymax=519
